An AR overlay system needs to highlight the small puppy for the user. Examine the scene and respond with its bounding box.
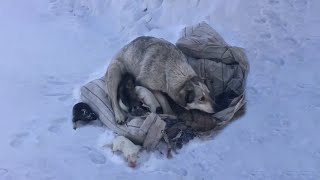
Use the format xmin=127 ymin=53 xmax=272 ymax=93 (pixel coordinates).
xmin=72 ymin=102 xmax=98 ymax=129
xmin=112 ymin=136 xmax=141 ymax=168
xmin=118 ymin=74 xmax=147 ymax=117
xmin=118 ymin=73 xmax=162 ymax=119
xmin=135 ymin=86 xmax=162 ymax=114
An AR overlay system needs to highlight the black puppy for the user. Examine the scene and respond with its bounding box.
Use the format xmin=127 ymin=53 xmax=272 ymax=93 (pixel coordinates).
xmin=72 ymin=102 xmax=98 ymax=130
xmin=118 ymin=73 xmax=148 ymax=117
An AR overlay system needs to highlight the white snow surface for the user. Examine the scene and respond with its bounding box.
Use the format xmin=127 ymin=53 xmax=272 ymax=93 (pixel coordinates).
xmin=0 ymin=0 xmax=319 ymax=179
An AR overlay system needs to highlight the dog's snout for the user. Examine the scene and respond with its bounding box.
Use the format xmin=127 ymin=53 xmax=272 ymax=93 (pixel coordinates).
xmin=89 ymin=113 xmax=98 ymax=120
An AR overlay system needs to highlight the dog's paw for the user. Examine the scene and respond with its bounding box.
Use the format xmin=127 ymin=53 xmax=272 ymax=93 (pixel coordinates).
xmin=115 ymin=111 xmax=127 ymax=125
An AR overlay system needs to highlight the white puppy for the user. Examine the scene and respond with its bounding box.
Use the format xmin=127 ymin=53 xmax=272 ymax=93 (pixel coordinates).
xmin=112 ymin=136 xmax=141 ymax=168
xmin=135 ymin=86 xmax=161 ymax=113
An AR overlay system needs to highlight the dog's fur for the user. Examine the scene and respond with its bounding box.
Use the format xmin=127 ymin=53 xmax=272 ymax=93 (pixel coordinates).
xmin=105 ymin=36 xmax=214 ymax=124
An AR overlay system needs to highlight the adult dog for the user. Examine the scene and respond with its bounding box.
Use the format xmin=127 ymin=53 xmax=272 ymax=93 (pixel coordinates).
xmin=105 ymin=36 xmax=214 ymax=124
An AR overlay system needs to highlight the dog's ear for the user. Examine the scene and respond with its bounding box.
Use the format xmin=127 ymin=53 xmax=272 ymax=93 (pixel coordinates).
xmin=178 ymin=81 xmax=194 ymax=106
xmin=185 ymin=89 xmax=195 ymax=103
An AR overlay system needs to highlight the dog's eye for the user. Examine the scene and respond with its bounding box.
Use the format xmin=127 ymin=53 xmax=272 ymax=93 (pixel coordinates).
xmin=199 ymin=97 xmax=205 ymax=101
xmin=81 ymin=109 xmax=88 ymax=115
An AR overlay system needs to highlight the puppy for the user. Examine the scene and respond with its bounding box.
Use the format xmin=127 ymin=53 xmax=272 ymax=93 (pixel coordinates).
xmin=72 ymin=102 xmax=98 ymax=129
xmin=135 ymin=86 xmax=162 ymax=114
xmin=105 ymin=36 xmax=214 ymax=124
xmin=118 ymin=73 xmax=163 ymax=118
xmin=118 ymin=73 xmax=147 ymax=116
xmin=112 ymin=136 xmax=141 ymax=168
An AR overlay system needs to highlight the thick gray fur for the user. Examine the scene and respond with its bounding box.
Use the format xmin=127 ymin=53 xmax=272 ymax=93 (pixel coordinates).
xmin=105 ymin=36 xmax=214 ymax=124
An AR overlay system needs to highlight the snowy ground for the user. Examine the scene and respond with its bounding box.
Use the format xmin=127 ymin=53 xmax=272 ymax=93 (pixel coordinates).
xmin=0 ymin=0 xmax=319 ymax=179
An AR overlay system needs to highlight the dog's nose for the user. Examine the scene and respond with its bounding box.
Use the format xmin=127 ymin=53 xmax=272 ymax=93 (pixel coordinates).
xmin=89 ymin=113 xmax=98 ymax=120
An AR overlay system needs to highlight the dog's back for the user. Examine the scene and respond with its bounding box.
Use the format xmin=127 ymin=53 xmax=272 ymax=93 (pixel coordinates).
xmin=116 ymin=36 xmax=196 ymax=93
xmin=105 ymin=36 xmax=213 ymax=124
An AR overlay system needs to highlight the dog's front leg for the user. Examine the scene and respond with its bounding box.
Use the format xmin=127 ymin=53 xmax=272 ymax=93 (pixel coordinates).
xmin=105 ymin=61 xmax=127 ymax=124
xmin=153 ymin=91 xmax=174 ymax=115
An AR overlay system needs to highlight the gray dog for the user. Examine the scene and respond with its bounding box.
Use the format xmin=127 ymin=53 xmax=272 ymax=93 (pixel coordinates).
xmin=105 ymin=36 xmax=214 ymax=124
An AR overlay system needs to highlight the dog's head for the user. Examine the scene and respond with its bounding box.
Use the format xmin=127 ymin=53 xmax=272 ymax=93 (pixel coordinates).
xmin=123 ymin=74 xmax=136 ymax=90
xmin=178 ymin=76 xmax=215 ymax=113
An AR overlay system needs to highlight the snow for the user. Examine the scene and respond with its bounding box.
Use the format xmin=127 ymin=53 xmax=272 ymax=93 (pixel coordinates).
xmin=0 ymin=0 xmax=319 ymax=179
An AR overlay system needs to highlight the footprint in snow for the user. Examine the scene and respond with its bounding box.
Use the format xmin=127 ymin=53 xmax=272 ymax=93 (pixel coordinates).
xmin=0 ymin=168 xmax=8 ymax=176
xmin=42 ymin=76 xmax=73 ymax=101
xmin=254 ymin=17 xmax=267 ymax=24
xmin=264 ymin=57 xmax=285 ymax=66
xmin=293 ymin=0 xmax=308 ymax=9
xmin=160 ymin=166 xmax=188 ymax=176
xmin=43 ymin=92 xmax=72 ymax=102
xmin=46 ymin=79 xmax=68 ymax=86
xmin=268 ymin=0 xmax=279 ymax=5
xmin=262 ymin=10 xmax=288 ymax=32
xmin=48 ymin=117 xmax=67 ymax=133
xmin=283 ymin=37 xmax=299 ymax=48
xmin=45 ymin=75 xmax=70 ymax=86
xmin=260 ymin=32 xmax=272 ymax=39
xmin=83 ymin=146 xmax=106 ymax=164
xmin=10 ymin=132 xmax=30 ymax=148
